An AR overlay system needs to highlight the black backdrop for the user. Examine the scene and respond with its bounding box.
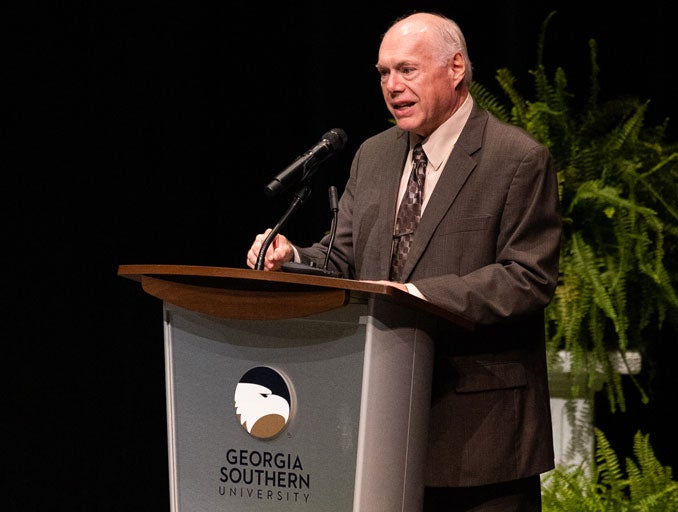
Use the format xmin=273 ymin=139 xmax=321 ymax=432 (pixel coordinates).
xmin=8 ymin=1 xmax=676 ymax=509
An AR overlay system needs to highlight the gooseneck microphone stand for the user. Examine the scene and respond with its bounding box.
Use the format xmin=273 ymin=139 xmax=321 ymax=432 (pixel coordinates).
xmin=279 ymin=185 xmax=342 ymax=278
xmin=254 ymin=184 xmax=311 ymax=271
xmin=255 ymin=182 xmax=343 ymax=278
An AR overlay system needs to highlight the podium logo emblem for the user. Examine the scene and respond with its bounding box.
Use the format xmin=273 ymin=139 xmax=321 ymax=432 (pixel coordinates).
xmin=234 ymin=366 xmax=292 ymax=440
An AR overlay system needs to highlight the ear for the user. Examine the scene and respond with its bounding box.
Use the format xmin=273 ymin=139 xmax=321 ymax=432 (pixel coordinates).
xmin=449 ymin=52 xmax=466 ymax=88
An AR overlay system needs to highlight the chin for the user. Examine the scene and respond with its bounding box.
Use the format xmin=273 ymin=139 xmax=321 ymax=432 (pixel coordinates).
xmin=395 ymin=118 xmax=418 ymax=131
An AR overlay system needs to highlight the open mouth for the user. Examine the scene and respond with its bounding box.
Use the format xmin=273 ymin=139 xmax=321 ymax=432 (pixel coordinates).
xmin=393 ymin=101 xmax=415 ymax=114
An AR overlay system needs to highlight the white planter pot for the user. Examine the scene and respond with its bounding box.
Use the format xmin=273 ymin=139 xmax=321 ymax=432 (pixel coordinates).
xmin=548 ymin=350 xmax=642 ymax=468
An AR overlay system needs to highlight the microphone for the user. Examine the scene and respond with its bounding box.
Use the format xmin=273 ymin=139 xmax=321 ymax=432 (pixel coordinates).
xmin=281 ymin=185 xmax=343 ymax=278
xmin=264 ymin=128 xmax=347 ymax=197
xmin=321 ymin=185 xmax=339 ymax=271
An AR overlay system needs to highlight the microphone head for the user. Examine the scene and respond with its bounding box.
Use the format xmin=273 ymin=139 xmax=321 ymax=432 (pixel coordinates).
xmin=264 ymin=128 xmax=348 ymax=198
xmin=322 ymin=128 xmax=348 ymax=151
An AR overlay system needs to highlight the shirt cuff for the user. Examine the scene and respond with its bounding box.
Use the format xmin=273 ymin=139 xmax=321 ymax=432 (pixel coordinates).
xmin=405 ymin=283 xmax=426 ymax=300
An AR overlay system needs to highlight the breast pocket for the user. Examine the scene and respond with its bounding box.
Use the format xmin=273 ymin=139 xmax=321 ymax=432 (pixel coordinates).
xmin=433 ymin=214 xmax=497 ymax=274
xmin=441 ymin=214 xmax=494 ymax=234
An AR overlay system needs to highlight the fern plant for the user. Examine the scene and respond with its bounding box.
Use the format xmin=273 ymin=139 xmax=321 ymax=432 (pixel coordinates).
xmin=471 ymin=10 xmax=678 ymax=412
xmin=541 ymin=428 xmax=678 ymax=511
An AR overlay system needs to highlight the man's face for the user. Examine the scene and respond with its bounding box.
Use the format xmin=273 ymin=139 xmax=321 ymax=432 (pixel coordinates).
xmin=376 ymin=20 xmax=464 ymax=137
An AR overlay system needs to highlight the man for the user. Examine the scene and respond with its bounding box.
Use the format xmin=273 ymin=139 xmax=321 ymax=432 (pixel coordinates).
xmin=247 ymin=11 xmax=561 ymax=512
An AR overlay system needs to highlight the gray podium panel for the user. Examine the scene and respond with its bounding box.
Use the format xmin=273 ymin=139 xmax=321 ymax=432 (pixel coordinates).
xmin=163 ymin=298 xmax=434 ymax=512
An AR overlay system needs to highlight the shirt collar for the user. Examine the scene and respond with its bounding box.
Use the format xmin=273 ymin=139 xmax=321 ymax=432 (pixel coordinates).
xmin=411 ymin=94 xmax=474 ymax=172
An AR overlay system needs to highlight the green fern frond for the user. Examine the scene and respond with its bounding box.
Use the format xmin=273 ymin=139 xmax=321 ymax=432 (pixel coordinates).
xmin=542 ymin=428 xmax=678 ymax=511
xmin=638 ymin=152 xmax=678 ymax=221
xmin=593 ymin=429 xmax=623 ymax=477
xmin=467 ymin=82 xmax=509 ymax=122
xmin=626 ymin=430 xmax=678 ymax=509
xmin=570 ymin=233 xmax=618 ymax=324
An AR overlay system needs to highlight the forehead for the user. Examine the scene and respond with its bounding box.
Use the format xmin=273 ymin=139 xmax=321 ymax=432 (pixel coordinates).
xmin=377 ymin=24 xmax=433 ymax=67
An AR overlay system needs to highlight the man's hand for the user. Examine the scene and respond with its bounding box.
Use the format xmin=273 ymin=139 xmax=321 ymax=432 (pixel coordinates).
xmin=246 ymin=229 xmax=294 ymax=271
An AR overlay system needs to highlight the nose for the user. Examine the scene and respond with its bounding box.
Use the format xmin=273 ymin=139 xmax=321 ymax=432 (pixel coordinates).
xmin=384 ymin=72 xmax=403 ymax=93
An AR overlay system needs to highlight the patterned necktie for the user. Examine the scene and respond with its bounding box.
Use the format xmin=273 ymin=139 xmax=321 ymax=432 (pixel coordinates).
xmin=390 ymin=143 xmax=427 ymax=282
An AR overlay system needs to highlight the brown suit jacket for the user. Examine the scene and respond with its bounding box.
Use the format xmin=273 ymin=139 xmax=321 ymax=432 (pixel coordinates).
xmin=299 ymin=105 xmax=561 ymax=487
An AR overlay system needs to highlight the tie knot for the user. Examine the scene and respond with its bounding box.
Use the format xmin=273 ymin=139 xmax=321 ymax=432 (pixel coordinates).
xmin=412 ymin=144 xmax=427 ymax=166
xmin=412 ymin=144 xmax=427 ymax=183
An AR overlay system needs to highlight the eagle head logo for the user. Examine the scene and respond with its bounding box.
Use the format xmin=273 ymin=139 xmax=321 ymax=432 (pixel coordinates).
xmin=234 ymin=366 xmax=292 ymax=440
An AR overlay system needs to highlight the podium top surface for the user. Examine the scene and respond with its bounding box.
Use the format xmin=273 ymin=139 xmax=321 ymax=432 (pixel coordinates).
xmin=118 ymin=264 xmax=474 ymax=330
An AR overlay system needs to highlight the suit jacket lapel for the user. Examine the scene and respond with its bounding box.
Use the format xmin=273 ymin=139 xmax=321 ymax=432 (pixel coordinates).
xmin=373 ymin=131 xmax=410 ymax=278
xmin=400 ymin=108 xmax=487 ymax=280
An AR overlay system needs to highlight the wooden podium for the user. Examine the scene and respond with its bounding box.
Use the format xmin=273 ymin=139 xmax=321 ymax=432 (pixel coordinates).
xmin=118 ymin=265 xmax=473 ymax=512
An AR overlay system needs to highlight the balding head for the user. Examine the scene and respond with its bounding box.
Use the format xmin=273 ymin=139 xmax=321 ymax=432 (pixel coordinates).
xmin=382 ymin=12 xmax=472 ymax=86
xmin=376 ymin=11 xmax=471 ymax=136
